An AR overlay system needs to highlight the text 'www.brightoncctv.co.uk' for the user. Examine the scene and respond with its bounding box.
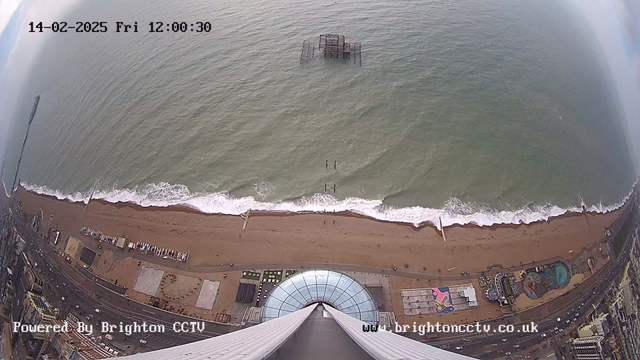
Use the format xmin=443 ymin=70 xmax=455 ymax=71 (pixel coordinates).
xmin=362 ymin=322 xmax=540 ymax=336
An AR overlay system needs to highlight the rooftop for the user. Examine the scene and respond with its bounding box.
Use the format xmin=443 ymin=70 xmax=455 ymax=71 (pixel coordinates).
xmin=27 ymin=292 xmax=54 ymax=317
xmin=261 ymin=269 xmax=378 ymax=325
xmin=54 ymin=321 xmax=114 ymax=359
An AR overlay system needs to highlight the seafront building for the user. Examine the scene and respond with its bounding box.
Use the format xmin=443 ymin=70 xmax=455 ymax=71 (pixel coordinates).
xmin=48 ymin=317 xmax=114 ymax=360
xmin=571 ymin=336 xmax=606 ymax=360
xmin=12 ymin=292 xmax=56 ymax=359
xmin=608 ymin=241 xmax=640 ymax=359
xmin=115 ymin=272 xmax=473 ymax=359
xmin=577 ymin=313 xmax=609 ymax=338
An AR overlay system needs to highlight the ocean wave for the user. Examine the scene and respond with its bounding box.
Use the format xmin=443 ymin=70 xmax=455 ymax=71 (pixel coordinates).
xmin=20 ymin=180 xmax=637 ymax=228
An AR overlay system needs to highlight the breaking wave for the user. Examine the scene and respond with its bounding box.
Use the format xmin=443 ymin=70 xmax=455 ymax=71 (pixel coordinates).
xmin=20 ymin=180 xmax=637 ymax=228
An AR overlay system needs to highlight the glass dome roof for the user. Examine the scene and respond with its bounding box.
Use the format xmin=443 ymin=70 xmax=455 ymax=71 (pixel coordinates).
xmin=261 ymin=269 xmax=379 ymax=325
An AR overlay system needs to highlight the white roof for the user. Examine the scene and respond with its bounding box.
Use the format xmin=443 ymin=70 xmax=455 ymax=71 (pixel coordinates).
xmin=463 ymin=287 xmax=477 ymax=303
xmin=115 ymin=237 xmax=126 ymax=248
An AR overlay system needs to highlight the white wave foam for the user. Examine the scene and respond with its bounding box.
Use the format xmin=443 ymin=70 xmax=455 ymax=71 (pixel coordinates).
xmin=20 ymin=180 xmax=637 ymax=228
xmin=253 ymin=180 xmax=275 ymax=200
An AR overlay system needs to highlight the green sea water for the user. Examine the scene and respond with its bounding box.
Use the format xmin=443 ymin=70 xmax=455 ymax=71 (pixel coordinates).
xmin=2 ymin=0 xmax=637 ymax=225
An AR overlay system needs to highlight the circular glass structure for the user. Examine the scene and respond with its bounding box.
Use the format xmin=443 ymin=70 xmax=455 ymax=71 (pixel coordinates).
xmin=261 ymin=270 xmax=379 ymax=325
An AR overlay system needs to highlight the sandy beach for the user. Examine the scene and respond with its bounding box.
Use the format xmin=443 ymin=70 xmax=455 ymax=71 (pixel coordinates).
xmin=13 ymin=187 xmax=625 ymax=275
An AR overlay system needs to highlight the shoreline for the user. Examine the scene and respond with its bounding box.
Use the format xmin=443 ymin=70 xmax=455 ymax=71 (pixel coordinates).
xmin=16 ymin=180 xmax=639 ymax=230
xmin=10 ymin=184 xmax=635 ymax=328
xmin=13 ymin=185 xmax=632 ymax=273
xmin=13 ymin=189 xmax=589 ymax=232
xmin=87 ymin=198 xmax=600 ymax=232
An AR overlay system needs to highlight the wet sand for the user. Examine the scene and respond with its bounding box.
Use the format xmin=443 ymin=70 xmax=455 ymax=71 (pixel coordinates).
xmin=14 ymin=187 xmax=625 ymax=274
